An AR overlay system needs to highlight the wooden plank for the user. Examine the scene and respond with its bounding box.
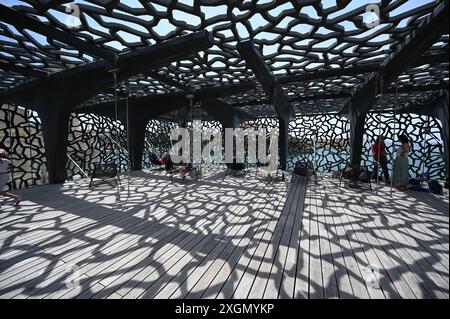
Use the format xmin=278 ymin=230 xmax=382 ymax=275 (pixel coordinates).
xmin=293 ymin=177 xmax=312 ymax=298
xmin=278 ymin=176 xmax=308 ymax=299
xmin=226 ymin=176 xmax=305 ymax=299
xmin=314 ymin=179 xmax=340 ymax=299
xmin=262 ymin=176 xmax=307 ymax=298
xmin=51 ymin=183 xmax=243 ymax=299
xmin=119 ymin=181 xmax=276 ymax=299
xmin=336 ymin=182 xmax=417 ymax=298
xmin=330 ymin=182 xmax=400 ymax=298
xmin=213 ymin=181 xmax=291 ymax=299
xmin=318 ymin=178 xmax=354 ymax=298
xmin=181 ymin=179 xmax=289 ymax=299
xmin=322 ymin=178 xmax=375 ymax=299
xmin=246 ymin=177 xmax=304 ymax=299
xmin=155 ymin=183 xmax=288 ymax=299
xmin=355 ymin=187 xmax=448 ymax=298
xmin=170 ymin=180 xmax=284 ymax=298
xmin=89 ymin=178 xmax=274 ymax=295
xmin=1 ymin=181 xmax=219 ymax=298
xmin=0 ymin=193 xmax=184 ymax=293
xmin=0 ymin=169 xmax=448 ymax=299
xmin=306 ymin=180 xmax=324 ymax=298
xmin=229 ymin=178 xmax=299 ymax=299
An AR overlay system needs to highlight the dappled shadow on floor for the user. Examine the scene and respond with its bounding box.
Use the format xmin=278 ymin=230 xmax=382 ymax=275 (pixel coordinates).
xmin=0 ymin=167 xmax=448 ymax=299
xmin=295 ymin=176 xmax=449 ymax=299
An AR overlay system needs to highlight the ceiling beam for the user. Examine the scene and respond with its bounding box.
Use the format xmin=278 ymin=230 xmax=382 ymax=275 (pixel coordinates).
xmin=147 ymin=72 xmax=192 ymax=92
xmin=0 ymin=4 xmax=115 ymax=61
xmin=0 ymin=30 xmax=214 ymax=109
xmin=193 ymin=82 xmax=255 ymax=101
xmin=202 ymin=98 xmax=256 ymax=128
xmin=47 ymin=30 xmax=213 ymax=81
xmin=414 ymin=53 xmax=449 ymax=66
xmin=247 ymin=50 xmax=448 ymax=88
xmin=383 ymin=0 xmax=449 ymax=85
xmin=237 ymin=40 xmax=292 ymax=115
xmin=78 ymin=82 xmax=256 ymax=116
xmin=290 ymin=93 xmax=352 ymax=102
xmin=231 ymin=92 xmax=350 ymax=108
xmin=384 ymin=83 xmax=449 ymax=94
xmin=339 ymin=0 xmax=449 ymax=116
xmin=144 ymin=71 xmax=256 ymax=123
xmin=235 ymin=39 xmax=292 ymax=170
xmin=278 ymin=64 xmax=379 ymax=85
xmin=0 ymin=60 xmax=48 ymax=78
xmin=275 ymin=51 xmax=448 ymax=86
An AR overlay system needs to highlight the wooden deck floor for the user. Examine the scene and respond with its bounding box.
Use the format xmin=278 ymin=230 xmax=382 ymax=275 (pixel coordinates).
xmin=0 ymin=167 xmax=448 ymax=299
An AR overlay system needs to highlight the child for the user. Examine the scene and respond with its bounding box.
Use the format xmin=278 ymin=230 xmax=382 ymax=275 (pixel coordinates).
xmin=0 ymin=149 xmax=21 ymax=205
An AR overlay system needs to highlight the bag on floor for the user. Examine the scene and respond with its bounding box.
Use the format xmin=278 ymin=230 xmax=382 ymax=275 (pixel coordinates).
xmin=294 ymin=162 xmax=312 ymax=176
xmin=358 ymin=168 xmax=372 ymax=183
xmin=419 ymin=172 xmax=430 ymax=182
xmin=409 ymin=178 xmax=421 ymax=185
xmin=428 ymin=180 xmax=444 ymax=195
xmin=409 ymin=184 xmax=431 ymax=193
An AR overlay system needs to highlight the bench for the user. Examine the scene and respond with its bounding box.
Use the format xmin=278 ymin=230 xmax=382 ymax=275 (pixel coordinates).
xmin=89 ymin=163 xmax=120 ymax=189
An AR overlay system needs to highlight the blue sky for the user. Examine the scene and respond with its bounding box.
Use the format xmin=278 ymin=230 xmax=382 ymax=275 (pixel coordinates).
xmin=1 ymin=0 xmax=438 ymax=51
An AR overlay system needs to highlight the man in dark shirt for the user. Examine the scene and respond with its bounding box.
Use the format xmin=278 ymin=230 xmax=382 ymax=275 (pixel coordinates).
xmin=372 ymin=136 xmax=390 ymax=183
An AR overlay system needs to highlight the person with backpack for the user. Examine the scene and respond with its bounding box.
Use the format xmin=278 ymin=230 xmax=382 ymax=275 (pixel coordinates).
xmin=371 ymin=136 xmax=390 ymax=184
xmin=393 ymin=134 xmax=410 ymax=190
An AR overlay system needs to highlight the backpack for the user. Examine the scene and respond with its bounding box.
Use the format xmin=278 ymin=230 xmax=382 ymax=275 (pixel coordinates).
xmin=419 ymin=172 xmax=430 ymax=182
xmin=359 ymin=171 xmax=370 ymax=183
xmin=428 ymin=180 xmax=444 ymax=195
xmin=294 ymin=162 xmax=312 ymax=176
xmin=409 ymin=184 xmax=431 ymax=193
xmin=164 ymin=158 xmax=174 ymax=171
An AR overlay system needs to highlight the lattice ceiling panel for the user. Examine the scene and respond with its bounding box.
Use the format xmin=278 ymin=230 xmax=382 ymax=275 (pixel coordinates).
xmin=385 ymin=36 xmax=449 ymax=90
xmin=0 ymin=0 xmax=447 ymax=114
xmin=371 ymin=90 xmax=443 ymax=111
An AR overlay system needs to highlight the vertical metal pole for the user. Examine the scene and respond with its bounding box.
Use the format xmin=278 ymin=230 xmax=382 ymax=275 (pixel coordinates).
xmin=113 ymin=70 xmax=121 ymax=196
xmin=126 ymin=79 xmax=130 ymax=195
xmin=376 ymin=74 xmax=383 ymax=194
xmin=390 ymin=81 xmax=398 ymax=196
xmin=8 ymin=104 xmax=15 ymax=189
xmin=26 ymin=109 xmax=35 ymax=186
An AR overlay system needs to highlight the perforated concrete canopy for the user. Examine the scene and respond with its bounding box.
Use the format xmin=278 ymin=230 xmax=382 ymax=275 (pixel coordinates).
xmin=0 ymin=0 xmax=448 ymax=117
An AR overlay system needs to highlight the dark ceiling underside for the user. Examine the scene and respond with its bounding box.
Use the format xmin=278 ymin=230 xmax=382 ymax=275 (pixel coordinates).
xmin=0 ymin=0 xmax=448 ymax=118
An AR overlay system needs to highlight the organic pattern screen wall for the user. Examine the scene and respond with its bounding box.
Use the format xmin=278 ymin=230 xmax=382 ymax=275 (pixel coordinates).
xmin=363 ymin=112 xmax=445 ymax=180
xmin=67 ymin=113 xmax=130 ymax=180
xmin=0 ymin=104 xmax=45 ymax=190
xmin=0 ymin=105 xmax=130 ymax=190
xmin=288 ymin=114 xmax=350 ymax=172
xmin=0 ymin=104 xmax=446 ymax=190
xmin=144 ymin=119 xmax=178 ymax=167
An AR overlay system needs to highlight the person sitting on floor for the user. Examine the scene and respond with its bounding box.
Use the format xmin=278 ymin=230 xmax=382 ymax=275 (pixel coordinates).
xmin=161 ymin=153 xmax=174 ymax=171
xmin=0 ymin=149 xmax=21 ymax=205
xmin=150 ymin=153 xmax=167 ymax=166
xmin=174 ymin=152 xmax=192 ymax=179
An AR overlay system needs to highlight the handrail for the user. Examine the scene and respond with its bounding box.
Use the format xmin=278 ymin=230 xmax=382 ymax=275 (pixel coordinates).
xmin=144 ymin=138 xmax=152 ymax=149
xmin=67 ymin=153 xmax=89 ymax=179
xmin=107 ymin=135 xmax=129 ymax=153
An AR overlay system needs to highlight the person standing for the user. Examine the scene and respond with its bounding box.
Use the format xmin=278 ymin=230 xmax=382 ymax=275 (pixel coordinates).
xmin=372 ymin=136 xmax=390 ymax=183
xmin=393 ymin=134 xmax=410 ymax=190
xmin=0 ymin=149 xmax=21 ymax=205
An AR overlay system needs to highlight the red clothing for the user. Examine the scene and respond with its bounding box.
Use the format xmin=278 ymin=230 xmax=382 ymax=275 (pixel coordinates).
xmin=372 ymin=142 xmax=387 ymax=158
